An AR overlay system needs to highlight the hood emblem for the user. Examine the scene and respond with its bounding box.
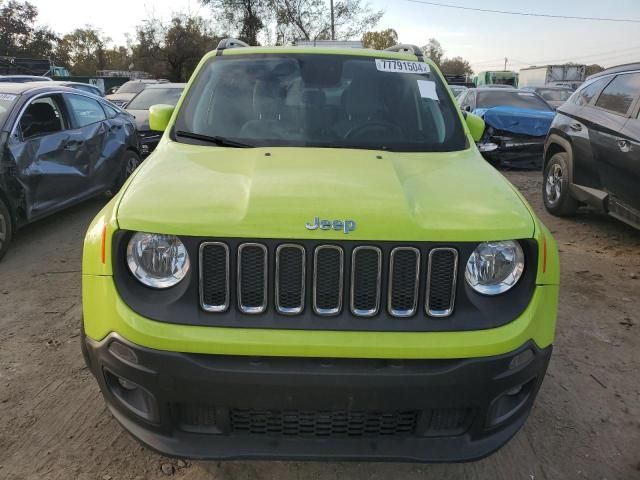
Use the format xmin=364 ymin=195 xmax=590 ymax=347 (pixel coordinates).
xmin=306 ymin=216 xmax=356 ymax=234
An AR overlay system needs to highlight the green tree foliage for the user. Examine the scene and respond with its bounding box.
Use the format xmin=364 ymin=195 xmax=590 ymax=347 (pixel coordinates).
xmin=272 ymin=0 xmax=383 ymax=44
xmin=585 ymin=64 xmax=604 ymax=76
xmin=56 ymin=28 xmax=109 ymax=75
xmin=361 ymin=28 xmax=397 ymax=50
xmin=200 ymin=0 xmax=267 ymax=46
xmin=0 ymin=0 xmax=57 ymax=58
xmin=422 ymin=38 xmax=443 ymax=67
xmin=440 ymin=56 xmax=473 ymax=76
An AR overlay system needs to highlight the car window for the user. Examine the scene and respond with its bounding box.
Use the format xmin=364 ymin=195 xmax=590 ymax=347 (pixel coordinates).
xmin=175 ymin=54 xmax=467 ymax=152
xmin=116 ymin=81 xmax=148 ymax=94
xmin=477 ymin=91 xmax=553 ymax=111
xmin=0 ymin=92 xmax=19 ymax=127
xmin=19 ymin=95 xmax=67 ymax=139
xmin=101 ymin=102 xmax=120 ymax=118
xmin=126 ymin=87 xmax=184 ymax=110
xmin=594 ymin=73 xmax=640 ymax=116
xmin=537 ymin=89 xmax=572 ymax=102
xmin=571 ymin=77 xmax=610 ymax=107
xmin=66 ymin=94 xmax=107 ymax=127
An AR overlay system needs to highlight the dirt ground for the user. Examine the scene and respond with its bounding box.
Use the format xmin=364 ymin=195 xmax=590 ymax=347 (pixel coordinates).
xmin=0 ymin=170 xmax=638 ymax=480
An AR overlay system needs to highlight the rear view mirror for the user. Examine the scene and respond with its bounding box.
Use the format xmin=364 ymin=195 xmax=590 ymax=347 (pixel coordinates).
xmin=464 ymin=112 xmax=485 ymax=143
xmin=149 ymin=104 xmax=175 ymax=132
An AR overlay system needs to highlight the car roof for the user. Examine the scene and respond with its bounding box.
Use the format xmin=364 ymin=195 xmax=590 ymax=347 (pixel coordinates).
xmin=527 ymin=86 xmax=573 ymax=90
xmin=0 ymin=75 xmax=52 ymax=80
xmin=0 ymin=82 xmax=102 ymax=95
xmin=145 ymin=82 xmax=187 ymax=89
xmin=587 ymin=62 xmax=640 ymax=80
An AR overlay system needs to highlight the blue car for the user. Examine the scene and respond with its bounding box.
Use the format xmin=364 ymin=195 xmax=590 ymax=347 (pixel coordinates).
xmin=458 ymin=88 xmax=556 ymax=167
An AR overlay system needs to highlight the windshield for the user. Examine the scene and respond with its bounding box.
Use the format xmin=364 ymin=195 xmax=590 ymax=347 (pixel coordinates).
xmin=537 ymin=89 xmax=572 ymax=102
xmin=127 ymin=87 xmax=184 ymax=110
xmin=174 ymin=54 xmax=466 ymax=152
xmin=116 ymin=82 xmax=149 ymax=94
xmin=477 ymin=90 xmax=553 ymax=111
xmin=0 ymin=93 xmax=18 ymax=126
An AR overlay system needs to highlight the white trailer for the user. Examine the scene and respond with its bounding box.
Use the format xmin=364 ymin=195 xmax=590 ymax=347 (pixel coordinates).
xmin=518 ymin=65 xmax=586 ymax=89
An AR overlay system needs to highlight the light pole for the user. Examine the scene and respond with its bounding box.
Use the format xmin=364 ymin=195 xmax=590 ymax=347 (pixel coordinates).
xmin=330 ymin=0 xmax=335 ymax=40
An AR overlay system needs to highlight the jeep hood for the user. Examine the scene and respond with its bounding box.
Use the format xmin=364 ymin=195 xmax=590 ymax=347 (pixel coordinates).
xmin=117 ymin=141 xmax=535 ymax=241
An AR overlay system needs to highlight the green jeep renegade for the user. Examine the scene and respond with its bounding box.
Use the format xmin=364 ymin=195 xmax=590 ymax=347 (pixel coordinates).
xmin=81 ymin=39 xmax=559 ymax=462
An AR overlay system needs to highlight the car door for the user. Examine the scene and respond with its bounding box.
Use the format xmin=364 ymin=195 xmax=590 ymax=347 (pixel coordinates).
xmin=6 ymin=93 xmax=87 ymax=219
xmin=588 ymin=72 xmax=640 ymax=210
xmin=63 ymin=92 xmax=109 ymax=193
xmin=562 ymin=76 xmax=612 ymax=188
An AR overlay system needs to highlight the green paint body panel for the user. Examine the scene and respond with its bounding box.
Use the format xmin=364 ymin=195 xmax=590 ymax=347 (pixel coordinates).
xmin=82 ymin=45 xmax=560 ymax=360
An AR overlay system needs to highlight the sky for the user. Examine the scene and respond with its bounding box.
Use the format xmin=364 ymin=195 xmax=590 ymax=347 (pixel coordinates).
xmin=29 ymin=0 xmax=640 ymax=73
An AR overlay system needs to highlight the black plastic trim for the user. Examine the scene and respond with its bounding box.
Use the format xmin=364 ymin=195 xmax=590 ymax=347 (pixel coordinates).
xmin=112 ymin=232 xmax=538 ymax=332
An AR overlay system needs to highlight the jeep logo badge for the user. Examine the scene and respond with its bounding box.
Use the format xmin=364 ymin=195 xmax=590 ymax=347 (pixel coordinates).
xmin=305 ymin=216 xmax=356 ymax=234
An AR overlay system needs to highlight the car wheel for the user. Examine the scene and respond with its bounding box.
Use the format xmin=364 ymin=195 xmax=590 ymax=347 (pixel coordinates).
xmin=0 ymin=197 xmax=13 ymax=261
xmin=112 ymin=151 xmax=141 ymax=193
xmin=543 ymin=152 xmax=580 ymax=216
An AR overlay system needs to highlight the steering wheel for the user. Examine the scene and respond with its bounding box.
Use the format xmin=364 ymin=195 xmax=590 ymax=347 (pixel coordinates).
xmin=344 ymin=121 xmax=403 ymax=141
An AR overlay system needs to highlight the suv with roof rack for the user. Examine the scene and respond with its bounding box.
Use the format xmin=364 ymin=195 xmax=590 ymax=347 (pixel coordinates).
xmin=81 ymin=38 xmax=560 ymax=462
xmin=543 ymin=63 xmax=640 ymax=229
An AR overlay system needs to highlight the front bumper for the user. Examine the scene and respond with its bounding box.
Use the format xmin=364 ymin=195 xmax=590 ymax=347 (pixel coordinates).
xmin=479 ymin=135 xmax=545 ymax=167
xmin=82 ymin=330 xmax=552 ymax=462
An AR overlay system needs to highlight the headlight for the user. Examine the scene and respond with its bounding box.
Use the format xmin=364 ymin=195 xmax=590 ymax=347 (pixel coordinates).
xmin=126 ymin=232 xmax=190 ymax=288
xmin=464 ymin=241 xmax=524 ymax=295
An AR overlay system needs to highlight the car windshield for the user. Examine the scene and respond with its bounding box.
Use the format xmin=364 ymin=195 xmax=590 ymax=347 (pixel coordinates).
xmin=116 ymin=82 xmax=149 ymax=94
xmin=477 ymin=90 xmax=553 ymax=111
xmin=174 ymin=54 xmax=467 ymax=152
xmin=0 ymin=93 xmax=18 ymax=126
xmin=127 ymin=87 xmax=184 ymax=110
xmin=537 ymin=89 xmax=572 ymax=102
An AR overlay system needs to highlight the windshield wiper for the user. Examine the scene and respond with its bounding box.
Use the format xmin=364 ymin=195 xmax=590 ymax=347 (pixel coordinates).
xmin=175 ymin=130 xmax=254 ymax=148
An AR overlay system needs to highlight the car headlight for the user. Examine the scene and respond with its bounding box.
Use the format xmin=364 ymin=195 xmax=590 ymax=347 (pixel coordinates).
xmin=126 ymin=232 xmax=190 ymax=288
xmin=464 ymin=241 xmax=524 ymax=295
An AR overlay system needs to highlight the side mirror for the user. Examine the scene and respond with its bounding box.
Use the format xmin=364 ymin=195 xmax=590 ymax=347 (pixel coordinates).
xmin=149 ymin=104 xmax=175 ymax=132
xmin=465 ymin=112 xmax=485 ymax=143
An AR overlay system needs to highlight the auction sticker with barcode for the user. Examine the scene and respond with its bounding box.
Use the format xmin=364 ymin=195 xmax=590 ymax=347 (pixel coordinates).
xmin=375 ymin=59 xmax=430 ymax=74
xmin=0 ymin=94 xmax=17 ymax=101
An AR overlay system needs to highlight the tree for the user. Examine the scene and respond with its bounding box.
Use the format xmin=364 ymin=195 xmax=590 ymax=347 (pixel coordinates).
xmin=0 ymin=0 xmax=58 ymax=58
xmin=440 ymin=56 xmax=473 ymax=76
xmin=422 ymin=38 xmax=443 ymax=66
xmin=200 ymin=0 xmax=268 ymax=45
xmin=361 ymin=28 xmax=397 ymax=50
xmin=585 ymin=64 xmax=604 ymax=77
xmin=56 ymin=27 xmax=109 ymax=75
xmin=273 ymin=0 xmax=383 ymax=44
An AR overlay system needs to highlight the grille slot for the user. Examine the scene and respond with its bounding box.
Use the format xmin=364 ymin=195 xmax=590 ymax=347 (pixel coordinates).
xmin=426 ymin=248 xmax=458 ymax=317
xmin=350 ymin=246 xmax=382 ymax=316
xmin=388 ymin=247 xmax=420 ymax=317
xmin=237 ymin=243 xmax=268 ymax=314
xmin=275 ymin=244 xmax=306 ymax=315
xmin=230 ymin=408 xmax=418 ymax=438
xmin=313 ymin=246 xmax=344 ymax=315
xmin=199 ymin=242 xmax=230 ymax=312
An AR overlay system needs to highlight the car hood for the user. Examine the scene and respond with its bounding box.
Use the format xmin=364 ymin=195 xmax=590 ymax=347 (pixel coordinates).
xmin=475 ymin=106 xmax=555 ymax=137
xmin=106 ymin=93 xmax=136 ymax=103
xmin=117 ymin=141 xmax=535 ymax=242
xmin=126 ymin=109 xmax=150 ymax=131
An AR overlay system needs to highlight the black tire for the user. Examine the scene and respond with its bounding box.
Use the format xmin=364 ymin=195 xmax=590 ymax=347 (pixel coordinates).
xmin=0 ymin=197 xmax=13 ymax=261
xmin=543 ymin=152 xmax=580 ymax=216
xmin=112 ymin=150 xmax=141 ymax=194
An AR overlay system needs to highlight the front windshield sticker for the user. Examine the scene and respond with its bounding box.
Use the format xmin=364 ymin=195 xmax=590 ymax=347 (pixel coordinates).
xmin=417 ymin=80 xmax=438 ymax=100
xmin=0 ymin=94 xmax=17 ymax=101
xmin=375 ymin=59 xmax=430 ymax=74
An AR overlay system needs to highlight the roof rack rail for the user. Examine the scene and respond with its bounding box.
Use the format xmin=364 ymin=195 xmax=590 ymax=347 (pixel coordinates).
xmin=216 ymin=38 xmax=250 ymax=51
xmin=384 ymin=44 xmax=424 ymax=60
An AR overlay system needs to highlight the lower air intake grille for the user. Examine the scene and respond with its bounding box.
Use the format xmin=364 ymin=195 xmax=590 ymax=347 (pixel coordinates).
xmin=426 ymin=248 xmax=458 ymax=317
xmin=230 ymin=408 xmax=419 ymax=437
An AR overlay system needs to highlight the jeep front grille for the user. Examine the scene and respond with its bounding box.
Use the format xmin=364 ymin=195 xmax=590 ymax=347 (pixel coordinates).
xmin=200 ymin=242 xmax=458 ymax=319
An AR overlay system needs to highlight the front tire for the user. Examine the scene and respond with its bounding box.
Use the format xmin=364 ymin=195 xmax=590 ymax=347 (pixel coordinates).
xmin=543 ymin=152 xmax=580 ymax=216
xmin=112 ymin=150 xmax=141 ymax=194
xmin=0 ymin=197 xmax=13 ymax=261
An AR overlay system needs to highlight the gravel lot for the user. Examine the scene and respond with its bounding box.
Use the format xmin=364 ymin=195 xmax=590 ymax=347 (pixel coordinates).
xmin=0 ymin=170 xmax=638 ymax=480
